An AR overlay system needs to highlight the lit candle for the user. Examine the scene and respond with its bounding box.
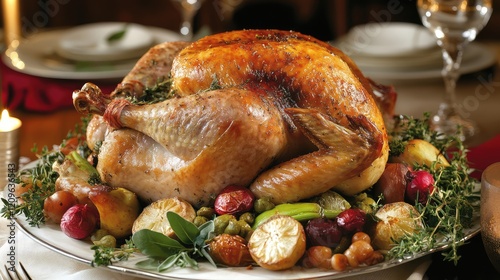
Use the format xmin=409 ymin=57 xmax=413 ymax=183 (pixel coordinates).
xmin=0 ymin=109 xmax=21 ymax=132
xmin=2 ymin=0 xmax=21 ymax=47
xmin=0 ymin=109 xmax=21 ymax=189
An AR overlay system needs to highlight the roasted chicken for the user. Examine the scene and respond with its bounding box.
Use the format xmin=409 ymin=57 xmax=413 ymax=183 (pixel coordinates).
xmin=73 ymin=30 xmax=390 ymax=207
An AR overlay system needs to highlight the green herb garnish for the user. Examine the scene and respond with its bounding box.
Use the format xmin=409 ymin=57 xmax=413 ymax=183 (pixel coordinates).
xmin=387 ymin=113 xmax=479 ymax=264
xmin=389 ymin=112 xmax=450 ymax=157
xmin=92 ymin=212 xmax=216 ymax=271
xmin=91 ymin=238 xmax=137 ymax=267
xmin=0 ymin=116 xmax=92 ymax=226
xmin=1 ymin=147 xmax=63 ymax=227
xmin=127 ymin=78 xmax=175 ymax=105
xmin=107 ymin=24 xmax=128 ymax=43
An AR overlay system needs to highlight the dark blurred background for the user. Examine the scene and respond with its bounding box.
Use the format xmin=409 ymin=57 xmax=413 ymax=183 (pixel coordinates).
xmin=2 ymin=0 xmax=499 ymax=42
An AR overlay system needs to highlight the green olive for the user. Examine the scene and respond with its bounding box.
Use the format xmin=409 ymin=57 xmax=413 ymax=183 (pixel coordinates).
xmin=193 ymin=216 xmax=208 ymax=227
xmin=236 ymin=220 xmax=253 ymax=238
xmin=214 ymin=214 xmax=236 ymax=235
xmin=197 ymin=206 xmax=215 ymax=219
xmin=92 ymin=235 xmax=117 ymax=248
xmin=254 ymin=197 xmax=275 ymax=213
xmin=224 ymin=219 xmax=241 ymax=235
xmin=239 ymin=212 xmax=255 ymax=225
xmin=91 ymin=229 xmax=110 ymax=242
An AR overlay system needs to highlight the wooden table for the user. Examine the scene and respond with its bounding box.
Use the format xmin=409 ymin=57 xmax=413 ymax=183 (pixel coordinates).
xmin=11 ymin=108 xmax=84 ymax=161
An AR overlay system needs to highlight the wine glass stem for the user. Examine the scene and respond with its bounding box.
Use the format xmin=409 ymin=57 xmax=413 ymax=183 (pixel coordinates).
xmin=180 ymin=8 xmax=196 ymax=40
xmin=439 ymin=42 xmax=465 ymax=118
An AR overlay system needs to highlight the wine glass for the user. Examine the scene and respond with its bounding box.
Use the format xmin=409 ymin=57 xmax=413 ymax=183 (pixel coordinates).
xmin=481 ymin=162 xmax=500 ymax=273
xmin=417 ymin=0 xmax=492 ymax=140
xmin=170 ymin=0 xmax=205 ymax=40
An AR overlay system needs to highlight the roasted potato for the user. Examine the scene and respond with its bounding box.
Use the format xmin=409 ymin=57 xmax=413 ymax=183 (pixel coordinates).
xmin=88 ymin=187 xmax=140 ymax=239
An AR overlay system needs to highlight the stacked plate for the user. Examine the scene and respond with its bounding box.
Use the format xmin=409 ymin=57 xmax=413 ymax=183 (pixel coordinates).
xmin=331 ymin=22 xmax=497 ymax=83
xmin=2 ymin=22 xmax=184 ymax=80
xmin=56 ymin=22 xmax=155 ymax=62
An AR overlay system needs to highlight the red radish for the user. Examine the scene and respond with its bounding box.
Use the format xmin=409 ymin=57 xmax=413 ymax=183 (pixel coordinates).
xmin=405 ymin=170 xmax=435 ymax=205
xmin=60 ymin=204 xmax=99 ymax=239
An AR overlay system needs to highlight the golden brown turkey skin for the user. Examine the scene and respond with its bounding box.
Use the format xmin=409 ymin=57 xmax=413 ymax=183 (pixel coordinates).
xmin=99 ymin=88 xmax=288 ymax=206
xmin=111 ymin=41 xmax=189 ymax=99
xmin=170 ymin=30 xmax=388 ymax=201
xmin=74 ymin=29 xmax=389 ymax=205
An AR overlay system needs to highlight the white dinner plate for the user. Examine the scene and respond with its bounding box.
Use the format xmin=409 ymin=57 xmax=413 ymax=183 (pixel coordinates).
xmin=2 ymin=26 xmax=184 ymax=80
xmin=331 ymin=41 xmax=497 ymax=84
xmin=339 ymin=22 xmax=437 ymax=58
xmin=56 ymin=22 xmax=155 ymax=62
xmin=358 ymin=43 xmax=497 ymax=83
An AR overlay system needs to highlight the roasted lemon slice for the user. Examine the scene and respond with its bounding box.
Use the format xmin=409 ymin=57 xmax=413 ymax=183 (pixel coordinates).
xmin=371 ymin=202 xmax=424 ymax=250
xmin=132 ymin=197 xmax=196 ymax=237
xmin=248 ymin=214 xmax=306 ymax=271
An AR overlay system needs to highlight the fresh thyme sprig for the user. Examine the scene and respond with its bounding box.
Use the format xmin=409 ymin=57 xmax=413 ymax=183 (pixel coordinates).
xmin=127 ymin=78 xmax=175 ymax=105
xmin=91 ymin=239 xmax=137 ymax=267
xmin=0 ymin=147 xmax=63 ymax=226
xmin=387 ymin=113 xmax=479 ymax=264
xmin=389 ymin=113 xmax=452 ymax=156
xmin=0 ymin=116 xmax=92 ymax=226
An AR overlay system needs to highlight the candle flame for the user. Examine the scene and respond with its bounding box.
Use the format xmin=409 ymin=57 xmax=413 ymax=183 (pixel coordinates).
xmin=1 ymin=109 xmax=10 ymax=121
xmin=0 ymin=109 xmax=21 ymax=132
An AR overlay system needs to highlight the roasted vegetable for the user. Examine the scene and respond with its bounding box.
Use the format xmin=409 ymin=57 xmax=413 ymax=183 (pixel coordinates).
xmin=371 ymin=202 xmax=424 ymax=251
xmin=60 ymin=204 xmax=99 ymax=239
xmin=214 ymin=185 xmax=255 ymax=216
xmin=248 ymin=215 xmax=306 ymax=271
xmin=89 ymin=187 xmax=140 ymax=239
xmin=208 ymin=233 xmax=253 ymax=267
xmin=132 ymin=197 xmax=196 ymax=238
xmin=372 ymin=163 xmax=411 ymax=204
xmin=391 ymin=139 xmax=449 ymax=169
xmin=253 ymin=202 xmax=343 ymax=229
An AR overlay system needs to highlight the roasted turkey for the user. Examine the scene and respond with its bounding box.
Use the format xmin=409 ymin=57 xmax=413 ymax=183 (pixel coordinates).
xmin=73 ymin=30 xmax=393 ymax=207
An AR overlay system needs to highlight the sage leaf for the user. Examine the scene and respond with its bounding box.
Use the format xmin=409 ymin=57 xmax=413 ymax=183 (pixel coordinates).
xmin=158 ymin=254 xmax=181 ymax=272
xmin=194 ymin=220 xmax=214 ymax=248
xmin=135 ymin=258 xmax=161 ymax=270
xmin=132 ymin=229 xmax=186 ymax=258
xmin=167 ymin=211 xmax=199 ymax=244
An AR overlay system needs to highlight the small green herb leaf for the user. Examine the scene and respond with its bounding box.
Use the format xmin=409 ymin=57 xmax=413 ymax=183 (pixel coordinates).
xmin=135 ymin=258 xmax=161 ymax=270
xmin=158 ymin=254 xmax=181 ymax=272
xmin=167 ymin=211 xmax=199 ymax=244
xmin=132 ymin=229 xmax=186 ymax=258
xmin=107 ymin=25 xmax=128 ymax=43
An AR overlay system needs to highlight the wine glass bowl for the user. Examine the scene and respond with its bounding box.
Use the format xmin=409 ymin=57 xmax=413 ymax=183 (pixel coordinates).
xmin=417 ymin=0 xmax=492 ymax=140
xmin=170 ymin=0 xmax=205 ymax=40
